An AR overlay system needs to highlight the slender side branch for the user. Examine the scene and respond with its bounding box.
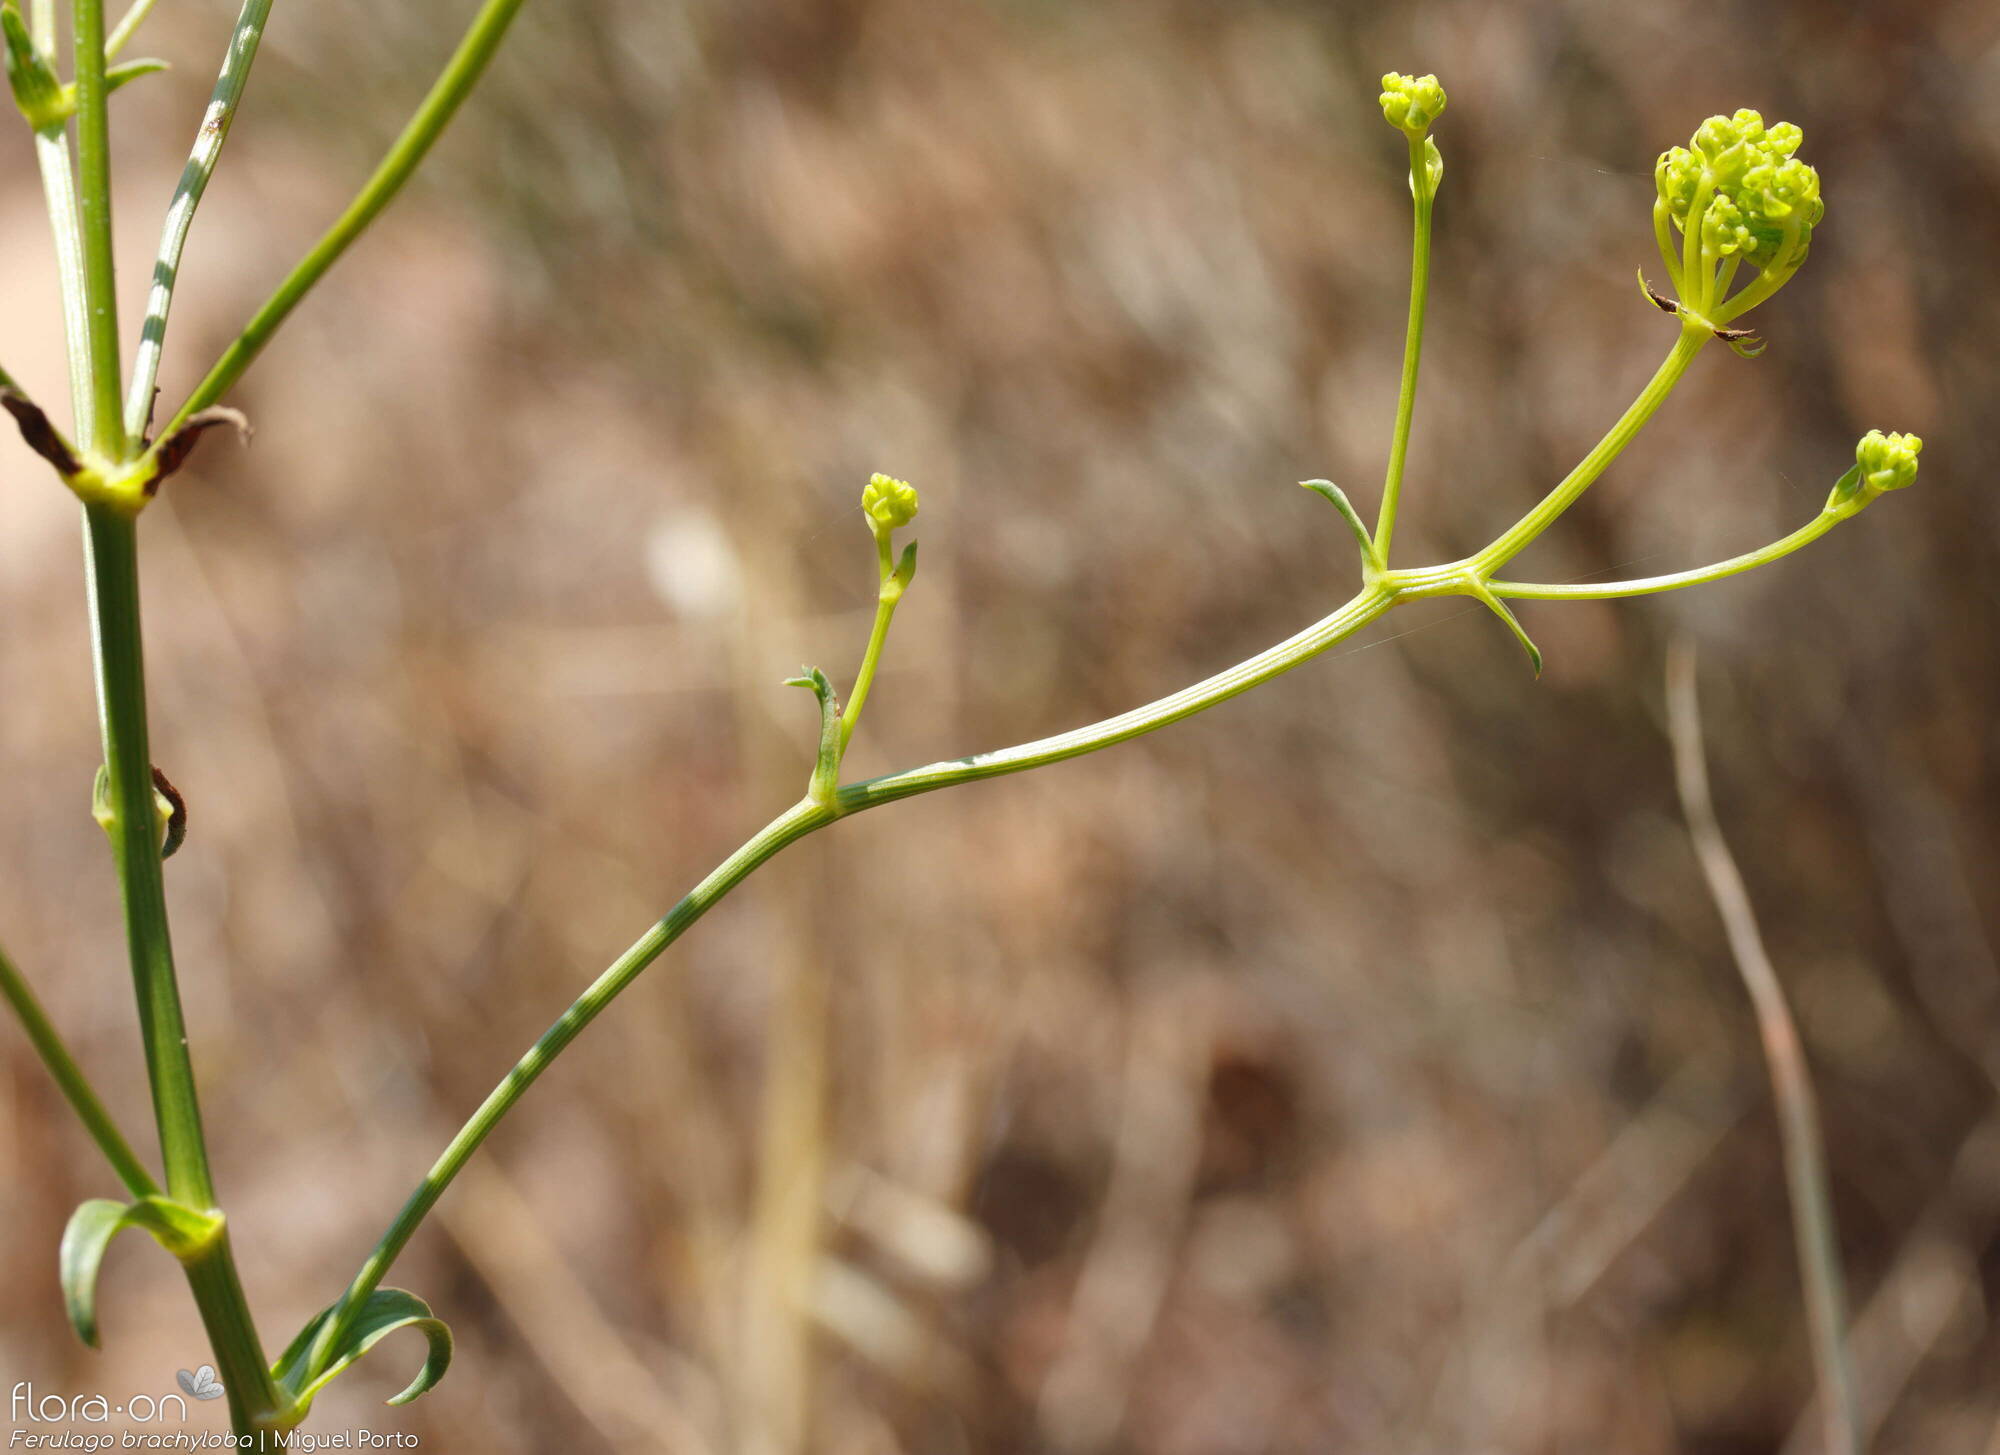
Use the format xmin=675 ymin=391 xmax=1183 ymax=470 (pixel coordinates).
xmin=1375 ymin=130 xmax=1436 ymax=561
xmin=1471 ymin=321 xmax=1709 ymax=575
xmin=1667 ymin=640 xmax=1858 ymax=1455
xmin=1488 ymin=508 xmax=1844 ymax=601
xmin=839 ymin=587 xmax=1395 ymax=811
xmin=303 ymin=798 xmax=834 ymax=1380
xmin=0 ymin=938 xmax=160 ymax=1198
xmin=156 ymin=0 xmax=529 ymax=443
xmin=103 ymin=0 xmax=157 ymax=58
xmin=838 ymin=583 xmax=903 ymax=753
xmin=310 ymin=583 xmax=1395 ymax=1380
xmin=124 ymin=0 xmax=278 ymax=441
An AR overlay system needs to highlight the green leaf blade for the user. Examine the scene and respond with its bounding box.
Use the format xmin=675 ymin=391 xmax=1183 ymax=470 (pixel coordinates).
xmin=275 ymin=1289 xmax=454 ymax=1411
xmin=59 ymin=1196 xmax=221 ymax=1347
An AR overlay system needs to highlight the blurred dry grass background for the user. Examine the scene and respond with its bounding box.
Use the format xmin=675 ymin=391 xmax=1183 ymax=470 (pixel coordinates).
xmin=3 ymin=0 xmax=1999 ymax=1451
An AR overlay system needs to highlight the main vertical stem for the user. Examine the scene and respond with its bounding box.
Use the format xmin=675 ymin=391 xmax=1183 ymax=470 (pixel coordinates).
xmin=184 ymin=1229 xmax=283 ymax=1436
xmin=70 ymin=0 xmax=127 ymax=460
xmin=84 ymin=506 xmax=285 ymax=1429
xmin=84 ymin=507 xmax=209 ymax=1203
xmin=63 ymin=2 xmax=287 ymax=1428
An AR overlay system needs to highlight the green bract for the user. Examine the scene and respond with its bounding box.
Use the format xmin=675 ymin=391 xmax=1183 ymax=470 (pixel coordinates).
xmin=1379 ymin=72 xmax=1445 ymax=137
xmin=1414 ymin=135 xmax=1443 ymax=195
xmin=1653 ymin=108 xmax=1822 ymax=329
xmin=861 ymin=471 xmax=919 ymax=532
xmin=1 ymin=3 xmax=64 ymax=129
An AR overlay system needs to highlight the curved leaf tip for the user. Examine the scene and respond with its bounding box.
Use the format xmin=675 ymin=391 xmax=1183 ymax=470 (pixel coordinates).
xmin=59 ymin=1197 xmax=221 ymax=1347
xmin=274 ymin=1288 xmax=453 ymax=1410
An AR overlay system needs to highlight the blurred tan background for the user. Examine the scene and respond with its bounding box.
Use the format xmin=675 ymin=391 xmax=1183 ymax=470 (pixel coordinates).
xmin=3 ymin=1 xmax=1997 ymax=1451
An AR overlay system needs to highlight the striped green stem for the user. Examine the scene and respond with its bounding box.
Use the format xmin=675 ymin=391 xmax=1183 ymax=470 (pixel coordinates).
xmin=153 ymin=0 xmax=529 ymax=446
xmin=31 ymin=126 xmax=97 ymax=434
xmin=124 ymin=0 xmax=278 ymax=441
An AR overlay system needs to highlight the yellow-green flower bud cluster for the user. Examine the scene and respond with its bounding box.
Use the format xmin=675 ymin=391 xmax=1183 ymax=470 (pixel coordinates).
xmin=1827 ymin=430 xmax=1923 ymax=513
xmin=861 ymin=472 xmax=919 ymax=532
xmin=1379 ymin=73 xmax=1446 ymax=138
xmin=1855 ymin=430 xmax=1922 ymax=494
xmin=1656 ymin=109 xmax=1822 ymax=286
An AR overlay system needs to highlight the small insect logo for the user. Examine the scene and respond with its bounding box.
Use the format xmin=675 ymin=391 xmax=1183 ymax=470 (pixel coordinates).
xmin=175 ymin=1365 xmax=224 ymax=1401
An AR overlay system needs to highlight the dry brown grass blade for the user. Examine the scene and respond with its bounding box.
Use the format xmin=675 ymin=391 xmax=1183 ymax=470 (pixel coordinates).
xmin=1667 ymin=637 xmax=1859 ymax=1455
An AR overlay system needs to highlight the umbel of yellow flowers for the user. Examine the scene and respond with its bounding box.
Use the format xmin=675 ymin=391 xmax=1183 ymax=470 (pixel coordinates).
xmin=1654 ymin=108 xmax=1823 ymax=329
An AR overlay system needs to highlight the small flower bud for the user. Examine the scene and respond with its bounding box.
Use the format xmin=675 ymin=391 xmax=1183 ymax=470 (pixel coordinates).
xmin=2 ymin=4 xmax=66 ymax=130
xmin=1700 ymin=195 xmax=1754 ymax=258
xmin=1692 ymin=108 xmax=1765 ymax=185
xmin=1379 ymin=72 xmax=1446 ymax=137
xmin=1855 ymin=430 xmax=1922 ymax=493
xmin=1738 ymin=157 xmax=1822 ymax=269
xmin=861 ymin=472 xmax=919 ymax=532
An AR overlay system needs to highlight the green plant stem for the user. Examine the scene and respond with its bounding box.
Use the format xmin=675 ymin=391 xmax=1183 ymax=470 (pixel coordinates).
xmin=155 ymin=0 xmax=528 ymax=444
xmin=1680 ymin=176 xmax=1713 ymax=314
xmin=84 ymin=505 xmax=211 ymax=1205
xmin=48 ymin=0 xmax=284 ymax=1425
xmin=32 ymin=126 xmax=97 ymax=433
xmin=84 ymin=506 xmax=288 ymax=1434
xmin=103 ymin=0 xmax=156 ymax=58
xmin=1667 ymin=641 xmax=1858 ymax=1455
xmin=1652 ymin=200 xmax=1682 ymax=298
xmin=183 ymin=1227 xmax=288 ymax=1434
xmin=124 ymin=0 xmax=278 ymax=442
xmin=70 ymin=0 xmax=127 ymax=460
xmin=838 ymin=567 xmax=906 ymax=754
xmin=838 ymin=586 xmax=1395 ymax=808
xmin=0 ymin=938 xmax=160 ymax=1198
xmin=302 ymin=797 xmax=834 ymax=1378
xmin=309 ymin=583 xmax=1398 ymax=1378
xmin=1480 ymin=506 xmax=1848 ymax=601
xmin=1472 ymin=320 xmax=1708 ymax=576
xmin=1373 ymin=132 xmax=1435 ymax=562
